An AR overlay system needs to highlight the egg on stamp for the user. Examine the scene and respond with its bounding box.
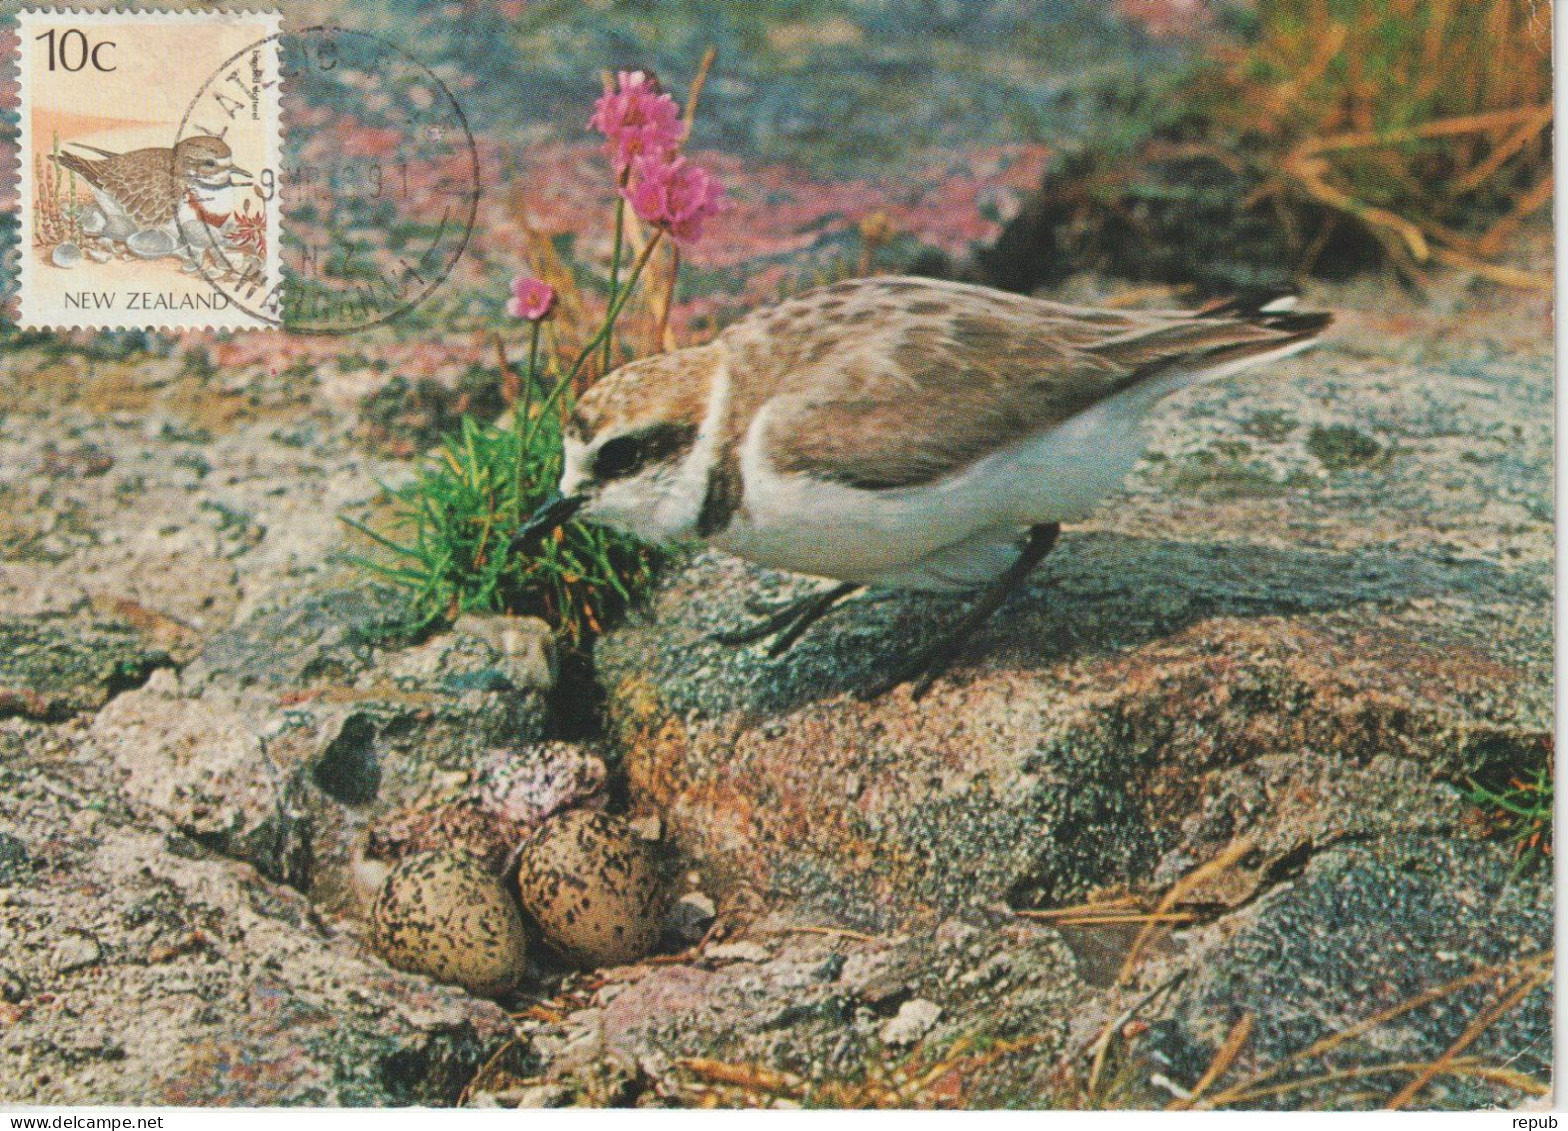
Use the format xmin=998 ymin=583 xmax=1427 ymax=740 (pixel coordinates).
xmin=516 ymin=810 xmax=665 ymax=968
xmin=371 ymin=850 xmax=530 ymax=998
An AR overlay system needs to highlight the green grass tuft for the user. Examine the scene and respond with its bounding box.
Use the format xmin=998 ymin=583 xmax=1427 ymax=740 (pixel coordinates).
xmin=1464 ymin=740 xmax=1552 ymax=877
xmin=341 ymin=410 xmax=663 ymax=648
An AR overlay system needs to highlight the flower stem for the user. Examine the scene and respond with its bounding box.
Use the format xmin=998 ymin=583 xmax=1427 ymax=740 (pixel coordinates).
xmin=657 ymin=243 xmax=680 ymax=351
xmin=528 ymin=230 xmax=665 ymax=448
xmin=602 ymin=184 xmax=628 ymax=375
xmin=514 ymin=319 xmax=542 ymax=513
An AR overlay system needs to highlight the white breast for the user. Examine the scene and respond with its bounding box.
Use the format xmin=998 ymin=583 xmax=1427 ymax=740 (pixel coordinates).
xmin=712 ymin=381 xmax=1152 ymax=588
xmin=712 ymin=336 xmax=1317 ymax=591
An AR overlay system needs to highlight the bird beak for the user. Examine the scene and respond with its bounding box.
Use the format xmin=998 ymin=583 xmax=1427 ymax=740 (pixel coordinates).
xmin=510 ymin=492 xmax=585 ymax=553
xmin=228 ymin=166 xmax=254 ymax=184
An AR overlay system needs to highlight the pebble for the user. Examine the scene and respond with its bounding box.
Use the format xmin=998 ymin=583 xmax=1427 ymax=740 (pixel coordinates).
xmin=453 ymin=613 xmax=557 ymax=691
xmin=706 ymin=941 xmax=770 ymax=964
xmin=881 ymin=998 xmax=941 ymax=1046
xmin=53 ymin=931 xmax=101 ymax=973
xmin=664 ymin=891 xmax=717 ymax=945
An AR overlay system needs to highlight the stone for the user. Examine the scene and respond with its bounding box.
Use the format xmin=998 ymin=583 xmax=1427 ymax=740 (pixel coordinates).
xmin=0 ymin=617 xmax=171 ymax=721
xmin=51 ymin=931 xmax=100 ymax=974
xmin=881 ymin=999 xmax=941 ymax=1046
xmin=705 ymin=941 xmax=770 ymax=964
xmin=665 ymin=892 xmax=717 ymax=945
xmin=90 ymin=605 xmax=555 ymax=914
xmin=0 ymin=722 xmax=513 ymax=1105
xmin=453 ymin=613 xmax=558 ymax=692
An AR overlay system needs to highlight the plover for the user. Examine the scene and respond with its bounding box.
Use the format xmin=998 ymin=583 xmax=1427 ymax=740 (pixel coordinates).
xmin=51 ymin=135 xmax=251 ymax=250
xmin=521 ymin=276 xmax=1330 ymax=697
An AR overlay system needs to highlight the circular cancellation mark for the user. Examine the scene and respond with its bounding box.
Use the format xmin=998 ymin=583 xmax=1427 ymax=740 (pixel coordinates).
xmin=177 ymin=25 xmax=481 ymax=334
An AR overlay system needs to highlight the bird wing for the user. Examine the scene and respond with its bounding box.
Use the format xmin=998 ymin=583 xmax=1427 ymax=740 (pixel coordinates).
xmin=722 ymin=277 xmax=1326 ymax=491
xmin=50 ymin=151 xmax=105 ymax=187
xmin=69 ymin=148 xmax=180 ymax=228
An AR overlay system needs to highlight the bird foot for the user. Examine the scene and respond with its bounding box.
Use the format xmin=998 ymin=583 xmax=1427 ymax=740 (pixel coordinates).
xmin=712 ymin=581 xmax=861 ymax=654
xmin=856 ymin=523 xmax=1061 ymax=702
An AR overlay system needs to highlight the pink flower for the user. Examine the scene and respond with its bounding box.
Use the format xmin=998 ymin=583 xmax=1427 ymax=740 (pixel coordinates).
xmin=623 ymin=155 xmax=727 ymax=244
xmin=588 ymin=70 xmax=685 ymax=174
xmin=507 ymin=276 xmax=557 ymax=321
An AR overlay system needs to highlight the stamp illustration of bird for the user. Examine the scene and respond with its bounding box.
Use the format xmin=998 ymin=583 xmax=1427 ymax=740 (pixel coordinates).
xmin=520 ymin=276 xmax=1331 ymax=698
xmin=50 ymin=135 xmax=252 ymax=245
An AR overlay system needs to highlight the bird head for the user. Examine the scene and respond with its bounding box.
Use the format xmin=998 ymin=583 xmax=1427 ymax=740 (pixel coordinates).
xmin=174 ymin=136 xmax=252 ymax=189
xmin=521 ymin=344 xmax=726 ymax=549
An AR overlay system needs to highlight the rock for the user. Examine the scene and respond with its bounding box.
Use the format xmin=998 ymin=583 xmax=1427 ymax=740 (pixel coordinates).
xmin=92 ymin=600 xmax=556 ymax=914
xmin=1150 ymin=836 xmax=1551 ymax=1111
xmin=665 ymin=891 xmax=717 ymax=945
xmin=372 ymin=851 xmax=531 ymax=998
xmin=51 ymin=931 xmax=100 ymax=973
xmin=475 ymin=743 xmax=607 ymax=828
xmin=453 ymin=613 xmax=558 ymax=692
xmin=0 ymin=722 xmax=513 ymax=1105
xmin=520 ymin=917 xmax=1084 ymax=1106
xmin=706 ymin=941 xmax=770 ymax=964
xmin=91 ymin=671 xmax=310 ymax=886
xmin=516 ymin=811 xmax=666 ymax=968
xmin=0 ymin=617 xmax=171 ymax=721
xmin=603 ymin=595 xmax=1540 ymax=928
xmin=881 ymin=998 xmax=941 ymax=1046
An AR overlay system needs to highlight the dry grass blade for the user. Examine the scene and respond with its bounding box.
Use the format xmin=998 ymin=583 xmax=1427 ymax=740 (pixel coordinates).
xmin=1300 ymin=104 xmax=1554 ymax=156
xmin=1050 ymin=913 xmax=1196 ymax=927
xmin=1218 ymin=1057 xmax=1550 ymax=1105
xmin=1202 ymin=950 xmax=1554 ymax=1108
xmin=1429 ymin=245 xmax=1552 ymax=291
xmin=676 ymin=1056 xmax=804 ymax=1098
xmin=1475 ymin=174 xmax=1555 ymax=258
xmin=1118 ymin=836 xmax=1254 ymax=986
xmin=1168 ymin=1014 xmax=1253 ymax=1111
xmin=766 ymin=924 xmax=877 ymax=943
xmin=1450 ymin=104 xmax=1555 ymax=194
xmin=1385 ymin=964 xmax=1552 ymax=1110
xmin=683 ymin=46 xmax=718 ymax=133
xmin=1016 ymin=895 xmax=1140 ymax=919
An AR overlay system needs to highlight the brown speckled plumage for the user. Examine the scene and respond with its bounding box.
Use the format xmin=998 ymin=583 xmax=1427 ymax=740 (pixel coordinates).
xmin=51 ymin=136 xmax=236 ymax=228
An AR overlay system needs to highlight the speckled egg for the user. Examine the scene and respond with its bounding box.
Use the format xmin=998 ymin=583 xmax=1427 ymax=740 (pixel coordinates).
xmin=516 ymin=811 xmax=664 ymax=968
xmin=371 ymin=850 xmax=529 ymax=997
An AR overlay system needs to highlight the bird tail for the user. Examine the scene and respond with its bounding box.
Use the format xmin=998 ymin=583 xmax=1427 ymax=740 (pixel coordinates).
xmin=49 ymin=150 xmax=98 ymax=179
xmin=1091 ymin=291 xmax=1333 ymax=403
xmin=1196 ymin=290 xmax=1334 ymax=340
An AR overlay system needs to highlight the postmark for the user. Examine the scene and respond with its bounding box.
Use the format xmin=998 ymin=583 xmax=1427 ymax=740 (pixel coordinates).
xmin=17 ymin=8 xmax=283 ymax=331
xmin=179 ymin=25 xmax=481 ymax=333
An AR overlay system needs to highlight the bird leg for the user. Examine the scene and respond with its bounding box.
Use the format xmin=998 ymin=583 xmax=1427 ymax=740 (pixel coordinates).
xmin=713 ymin=581 xmax=862 ymax=653
xmin=859 ymin=523 xmax=1061 ymax=702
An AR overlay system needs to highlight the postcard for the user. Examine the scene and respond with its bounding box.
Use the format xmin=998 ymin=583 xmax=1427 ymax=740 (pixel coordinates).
xmin=0 ymin=0 xmax=1552 ymax=1115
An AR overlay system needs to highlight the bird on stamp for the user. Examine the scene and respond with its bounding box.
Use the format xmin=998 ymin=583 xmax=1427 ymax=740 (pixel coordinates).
xmin=519 ymin=275 xmax=1331 ymax=699
xmin=50 ymin=135 xmax=252 ymax=259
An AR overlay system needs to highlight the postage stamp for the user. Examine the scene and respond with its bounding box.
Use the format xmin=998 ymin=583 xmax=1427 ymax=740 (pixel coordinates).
xmin=16 ymin=8 xmax=282 ymax=330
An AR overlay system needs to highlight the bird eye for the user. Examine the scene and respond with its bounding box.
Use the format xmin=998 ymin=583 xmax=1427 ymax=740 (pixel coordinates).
xmin=594 ymin=436 xmax=643 ymax=480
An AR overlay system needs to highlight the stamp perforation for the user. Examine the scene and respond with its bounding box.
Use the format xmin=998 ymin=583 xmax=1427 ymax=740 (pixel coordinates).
xmin=14 ymin=6 xmax=284 ymax=331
